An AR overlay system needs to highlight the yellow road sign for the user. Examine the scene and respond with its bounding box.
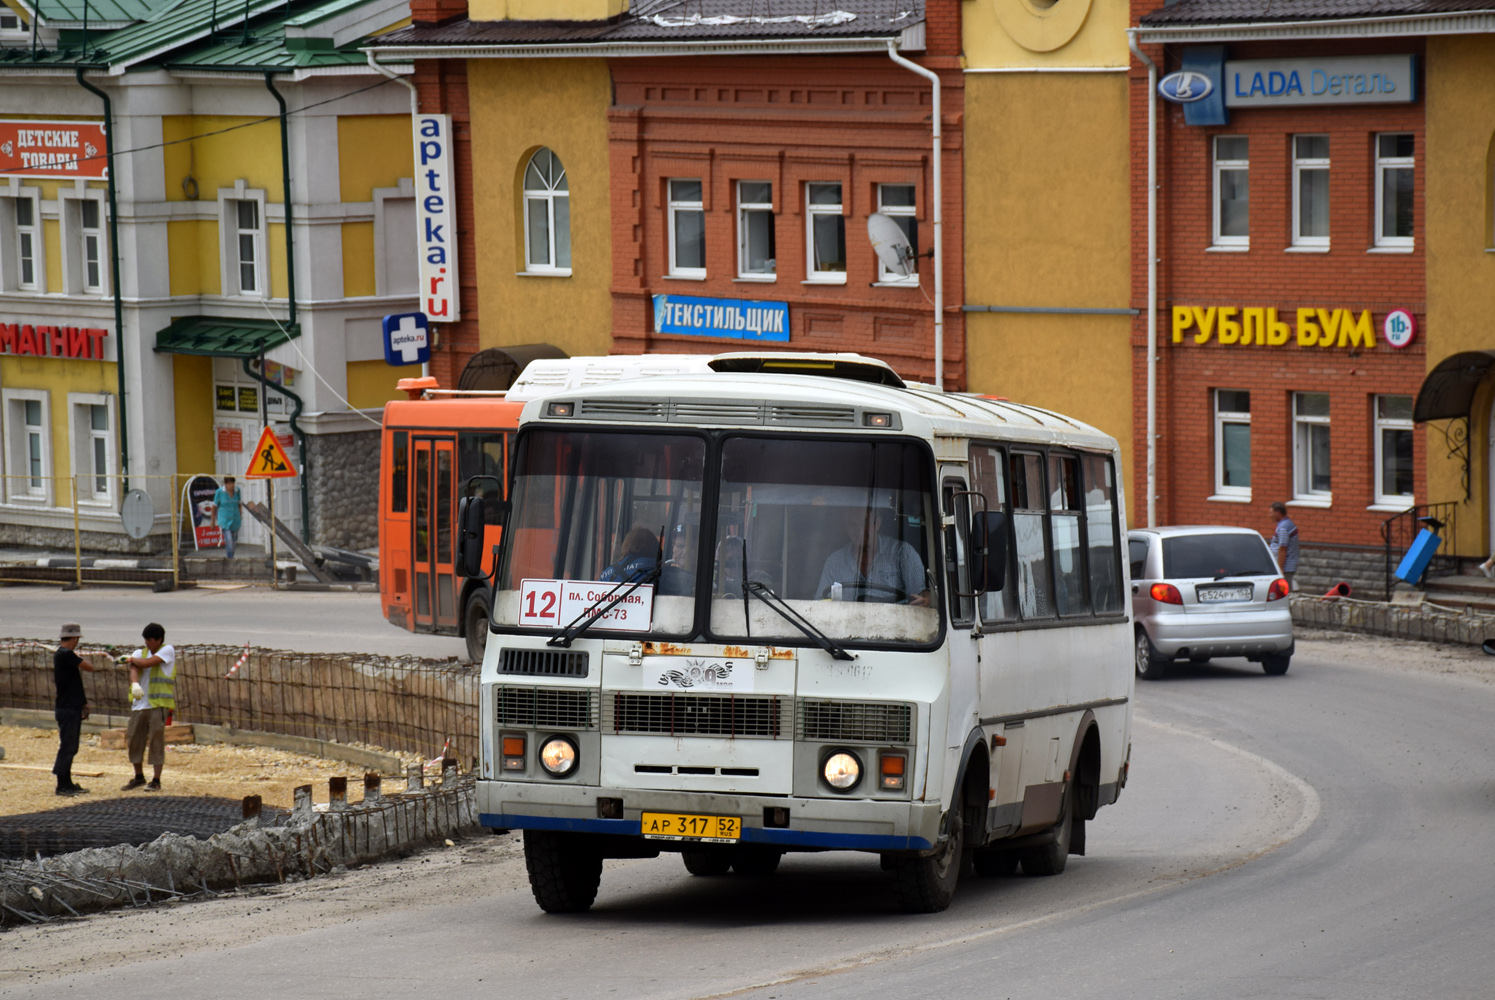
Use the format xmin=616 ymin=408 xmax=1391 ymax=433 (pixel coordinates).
xmin=244 ymin=426 xmax=297 ymax=479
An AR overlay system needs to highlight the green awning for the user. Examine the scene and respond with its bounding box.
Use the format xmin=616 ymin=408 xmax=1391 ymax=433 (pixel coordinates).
xmin=154 ymin=316 xmax=299 ymax=358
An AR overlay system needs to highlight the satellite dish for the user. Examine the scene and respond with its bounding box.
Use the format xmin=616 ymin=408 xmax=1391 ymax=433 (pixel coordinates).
xmin=867 ymin=213 xmax=915 ymax=278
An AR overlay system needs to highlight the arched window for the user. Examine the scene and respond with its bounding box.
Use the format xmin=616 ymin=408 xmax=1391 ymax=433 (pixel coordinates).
xmin=523 ymin=148 xmax=571 ymax=273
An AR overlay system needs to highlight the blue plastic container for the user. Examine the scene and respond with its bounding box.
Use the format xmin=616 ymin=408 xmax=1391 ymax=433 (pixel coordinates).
xmin=1394 ymin=528 xmax=1442 ymax=584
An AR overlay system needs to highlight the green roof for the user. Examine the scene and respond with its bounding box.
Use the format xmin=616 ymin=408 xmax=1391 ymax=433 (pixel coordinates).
xmin=154 ymin=315 xmax=299 ymax=358
xmin=0 ymin=0 xmax=394 ymax=70
xmin=27 ymin=0 xmax=167 ymax=25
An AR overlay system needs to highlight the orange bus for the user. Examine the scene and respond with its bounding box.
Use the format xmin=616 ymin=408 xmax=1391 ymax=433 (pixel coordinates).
xmin=378 ymin=355 xmax=723 ymax=660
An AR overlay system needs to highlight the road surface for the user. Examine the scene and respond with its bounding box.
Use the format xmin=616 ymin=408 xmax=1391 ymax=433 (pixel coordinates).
xmin=3 ymin=631 xmax=1492 ymax=998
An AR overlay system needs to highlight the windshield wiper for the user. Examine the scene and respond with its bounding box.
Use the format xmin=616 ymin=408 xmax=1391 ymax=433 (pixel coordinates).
xmin=742 ymin=581 xmax=856 ymax=661
xmin=549 ymin=527 xmax=665 ymax=648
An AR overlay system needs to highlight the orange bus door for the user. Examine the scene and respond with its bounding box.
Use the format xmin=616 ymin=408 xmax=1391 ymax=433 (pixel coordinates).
xmin=412 ymin=436 xmax=459 ymax=632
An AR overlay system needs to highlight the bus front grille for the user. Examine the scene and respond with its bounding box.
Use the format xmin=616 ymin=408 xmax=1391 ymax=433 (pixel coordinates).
xmin=494 ymin=686 xmax=598 ymax=730
xmin=498 ymin=648 xmax=590 ymax=678
xmin=797 ymin=700 xmax=915 ymax=745
xmin=605 ymin=693 xmax=788 ymax=739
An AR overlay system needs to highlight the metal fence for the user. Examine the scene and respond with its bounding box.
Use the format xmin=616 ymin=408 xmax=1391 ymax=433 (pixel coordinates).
xmin=0 ymin=640 xmax=478 ymax=762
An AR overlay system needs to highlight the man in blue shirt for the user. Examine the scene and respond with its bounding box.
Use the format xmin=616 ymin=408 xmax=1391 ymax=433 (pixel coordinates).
xmin=213 ymin=476 xmax=243 ymax=559
xmin=817 ymin=506 xmax=930 ymax=605
xmin=1269 ymin=501 xmax=1300 ymax=592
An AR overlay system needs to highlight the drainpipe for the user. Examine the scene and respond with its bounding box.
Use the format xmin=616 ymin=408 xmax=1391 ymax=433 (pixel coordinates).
xmin=263 ymin=72 xmax=297 ymax=329
xmin=242 ymin=356 xmax=310 ymax=542
xmin=261 ymin=72 xmax=309 ymax=541
xmin=887 ymin=40 xmax=944 ymax=391
xmin=1128 ymin=30 xmax=1158 ymax=528
xmin=76 ymin=66 xmax=129 ymax=489
xmin=366 ymin=50 xmax=430 ymax=378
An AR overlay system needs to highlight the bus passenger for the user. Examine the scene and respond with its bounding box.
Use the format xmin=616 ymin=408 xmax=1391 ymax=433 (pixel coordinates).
xmin=600 ymin=527 xmax=659 ymax=583
xmin=659 ymin=525 xmax=695 ymax=596
xmin=817 ymin=506 xmax=930 ymax=606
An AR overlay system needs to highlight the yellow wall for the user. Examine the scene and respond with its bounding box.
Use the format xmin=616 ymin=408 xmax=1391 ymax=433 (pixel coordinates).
xmin=342 ymin=221 xmax=376 ymax=297
xmin=172 ymin=355 xmax=217 ymax=476
xmin=0 ymin=355 xmax=117 ymax=494
xmin=161 ymin=116 xmax=283 ymax=203
xmin=337 ymin=115 xmax=413 ymax=203
xmin=964 ymin=0 xmax=1130 ymax=67
xmin=469 ymin=0 xmax=626 ymax=21
xmin=1425 ymin=35 xmax=1495 ymax=555
xmin=167 ymin=219 xmax=221 ymax=297
xmin=467 ymin=58 xmax=614 ymax=356
xmin=346 ymin=359 xmax=405 ymax=409
xmin=963 ymin=72 xmax=1134 ymax=494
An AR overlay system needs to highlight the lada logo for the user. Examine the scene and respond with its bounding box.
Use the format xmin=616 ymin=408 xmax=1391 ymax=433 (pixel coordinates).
xmin=1158 ymin=71 xmax=1215 ymax=104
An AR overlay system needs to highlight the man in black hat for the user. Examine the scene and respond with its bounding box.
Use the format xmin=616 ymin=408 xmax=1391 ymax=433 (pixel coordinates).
xmin=53 ymin=623 xmax=99 ymax=796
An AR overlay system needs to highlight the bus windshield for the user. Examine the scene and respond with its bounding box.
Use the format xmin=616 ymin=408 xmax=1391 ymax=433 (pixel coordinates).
xmin=494 ymin=429 xmax=706 ymax=637
xmin=710 ymin=436 xmax=939 ymax=646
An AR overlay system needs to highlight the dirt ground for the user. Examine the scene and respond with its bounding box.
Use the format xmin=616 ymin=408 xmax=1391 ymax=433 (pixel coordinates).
xmin=0 ymin=724 xmax=424 ymax=817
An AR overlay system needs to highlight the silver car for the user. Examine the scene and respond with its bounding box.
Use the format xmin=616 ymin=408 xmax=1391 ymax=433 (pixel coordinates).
xmin=1129 ymin=525 xmax=1294 ymax=679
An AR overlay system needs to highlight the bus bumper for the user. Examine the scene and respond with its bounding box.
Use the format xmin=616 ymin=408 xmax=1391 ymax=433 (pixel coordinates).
xmin=478 ymin=780 xmax=942 ymax=852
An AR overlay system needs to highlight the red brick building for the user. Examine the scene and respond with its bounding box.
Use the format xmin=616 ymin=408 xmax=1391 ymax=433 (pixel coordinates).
xmin=1131 ymin=3 xmax=1427 ymax=577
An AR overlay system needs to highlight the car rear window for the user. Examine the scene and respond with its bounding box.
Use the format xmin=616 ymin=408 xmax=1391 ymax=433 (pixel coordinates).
xmin=1162 ymin=534 xmax=1276 ymax=579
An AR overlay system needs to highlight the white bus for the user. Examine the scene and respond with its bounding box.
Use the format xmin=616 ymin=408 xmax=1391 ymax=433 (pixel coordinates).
xmin=456 ymin=355 xmax=1134 ymax=913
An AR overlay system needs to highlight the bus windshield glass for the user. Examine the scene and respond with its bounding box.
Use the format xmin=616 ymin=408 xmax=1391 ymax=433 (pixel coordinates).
xmin=494 ymin=429 xmax=706 ymax=637
xmin=710 ymin=436 xmax=940 ymax=646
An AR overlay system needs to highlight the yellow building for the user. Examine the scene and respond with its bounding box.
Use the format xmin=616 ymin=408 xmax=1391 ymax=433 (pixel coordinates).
xmin=0 ymin=0 xmax=416 ymax=553
xmin=962 ymin=0 xmax=1135 ymax=503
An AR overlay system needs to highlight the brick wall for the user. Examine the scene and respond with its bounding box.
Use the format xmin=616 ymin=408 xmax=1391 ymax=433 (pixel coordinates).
xmin=1130 ymin=30 xmax=1428 ymax=547
xmin=607 ymin=51 xmax=966 ymax=387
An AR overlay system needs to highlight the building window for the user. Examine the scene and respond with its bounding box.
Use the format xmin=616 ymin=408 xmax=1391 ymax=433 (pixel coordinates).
xmin=229 ymin=198 xmax=262 ymax=294
xmin=68 ymin=394 xmax=113 ymax=504
xmin=1293 ymin=392 xmax=1332 ymax=500
xmin=1375 ymin=395 xmax=1414 ymax=506
xmin=3 ymin=389 xmax=51 ymax=503
xmin=667 ymin=179 xmax=706 ymax=278
xmin=1214 ymin=389 xmax=1251 ymax=498
xmin=1292 ymin=135 xmax=1330 ymax=247
xmin=1213 ymin=136 xmax=1249 ymax=247
xmin=13 ymin=195 xmax=40 ymax=290
xmin=1376 ymin=133 xmax=1414 ymax=248
xmin=876 ymin=183 xmax=918 ymax=284
xmin=523 ymin=147 xmax=571 ymax=274
xmin=736 ymin=181 xmax=775 ymax=278
xmin=80 ymin=197 xmax=106 ymax=293
xmin=806 ymin=182 xmax=846 ymax=281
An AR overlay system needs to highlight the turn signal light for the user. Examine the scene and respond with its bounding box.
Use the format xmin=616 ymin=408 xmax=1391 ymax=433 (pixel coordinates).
xmin=1267 ymin=578 xmax=1291 ymax=601
xmin=879 ymin=752 xmax=906 ymax=791
xmin=502 ymin=735 xmax=526 ymax=771
xmin=1150 ymin=583 xmax=1183 ymax=605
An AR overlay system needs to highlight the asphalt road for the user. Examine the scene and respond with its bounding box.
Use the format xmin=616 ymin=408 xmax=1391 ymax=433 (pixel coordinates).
xmin=4 ymin=633 xmax=1493 ymax=999
xmin=0 ymin=582 xmax=466 ymax=659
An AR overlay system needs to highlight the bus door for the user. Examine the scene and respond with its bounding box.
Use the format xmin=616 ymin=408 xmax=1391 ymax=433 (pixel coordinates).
xmin=413 ymin=436 xmax=459 ymax=631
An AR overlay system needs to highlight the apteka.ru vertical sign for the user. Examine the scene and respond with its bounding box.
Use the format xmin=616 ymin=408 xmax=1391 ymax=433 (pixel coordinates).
xmin=415 ymin=114 xmax=459 ymax=322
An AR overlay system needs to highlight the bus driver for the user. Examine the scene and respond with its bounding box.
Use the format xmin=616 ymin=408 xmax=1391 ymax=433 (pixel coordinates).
xmin=816 ymin=505 xmax=930 ymax=606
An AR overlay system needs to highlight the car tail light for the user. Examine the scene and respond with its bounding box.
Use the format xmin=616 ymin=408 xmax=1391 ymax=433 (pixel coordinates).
xmin=1150 ymin=583 xmax=1183 ymax=605
xmin=1267 ymin=578 xmax=1290 ymax=601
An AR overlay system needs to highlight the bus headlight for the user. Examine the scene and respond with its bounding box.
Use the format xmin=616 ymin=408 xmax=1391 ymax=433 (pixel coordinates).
xmin=822 ymin=750 xmax=862 ymax=792
xmin=538 ymin=735 xmax=579 ymax=778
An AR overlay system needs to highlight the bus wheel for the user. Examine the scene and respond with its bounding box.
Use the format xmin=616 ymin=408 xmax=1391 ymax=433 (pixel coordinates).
xmin=1135 ymin=631 xmax=1168 ymax=681
xmin=682 ymin=849 xmax=733 ymax=876
xmin=523 ymin=830 xmax=603 ymax=913
xmin=732 ymin=846 xmax=782 ymax=877
xmin=464 ymin=591 xmax=491 ymax=664
xmin=889 ymin=794 xmax=963 ymax=913
xmin=973 ymin=850 xmax=1019 ymax=877
xmin=1019 ymin=790 xmax=1072 ymax=877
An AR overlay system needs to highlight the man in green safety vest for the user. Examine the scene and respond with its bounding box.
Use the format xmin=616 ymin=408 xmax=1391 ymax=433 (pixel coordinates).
xmin=119 ymin=622 xmax=175 ymax=792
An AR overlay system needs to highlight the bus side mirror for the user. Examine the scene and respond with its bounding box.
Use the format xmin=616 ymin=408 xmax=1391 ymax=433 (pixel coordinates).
xmin=971 ymin=511 xmax=1008 ymax=593
xmin=457 ymin=496 xmax=489 ymax=578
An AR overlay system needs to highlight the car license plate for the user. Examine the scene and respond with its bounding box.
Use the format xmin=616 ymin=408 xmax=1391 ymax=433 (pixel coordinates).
xmin=641 ymin=811 xmax=741 ymax=843
xmin=1197 ymin=585 xmax=1253 ymax=603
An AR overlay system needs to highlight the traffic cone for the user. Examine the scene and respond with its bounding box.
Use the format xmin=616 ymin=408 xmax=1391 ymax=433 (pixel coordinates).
xmin=1319 ymin=582 xmax=1351 ymax=602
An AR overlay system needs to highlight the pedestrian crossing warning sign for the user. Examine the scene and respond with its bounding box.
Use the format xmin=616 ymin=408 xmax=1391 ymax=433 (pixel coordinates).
xmin=244 ymin=426 xmax=297 ymax=479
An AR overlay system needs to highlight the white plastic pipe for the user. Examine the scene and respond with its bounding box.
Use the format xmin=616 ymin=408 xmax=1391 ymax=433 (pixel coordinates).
xmin=1127 ymin=30 xmax=1158 ymax=528
xmin=887 ymin=40 xmax=943 ymax=391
